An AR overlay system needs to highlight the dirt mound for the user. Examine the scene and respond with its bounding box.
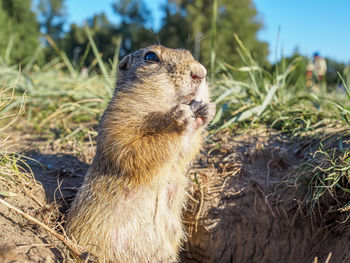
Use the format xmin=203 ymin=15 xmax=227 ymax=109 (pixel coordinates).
xmin=0 ymin=138 xmax=92 ymax=262
xmin=1 ymin=128 xmax=349 ymax=262
xmin=181 ymin=129 xmax=350 ymax=263
xmin=0 ymin=171 xmax=70 ymax=262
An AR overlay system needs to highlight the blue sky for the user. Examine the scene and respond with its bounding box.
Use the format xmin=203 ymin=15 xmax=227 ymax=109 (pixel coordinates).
xmin=65 ymin=0 xmax=350 ymax=63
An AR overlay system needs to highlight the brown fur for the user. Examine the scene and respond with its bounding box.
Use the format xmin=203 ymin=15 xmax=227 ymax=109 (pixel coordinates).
xmin=65 ymin=45 xmax=216 ymax=262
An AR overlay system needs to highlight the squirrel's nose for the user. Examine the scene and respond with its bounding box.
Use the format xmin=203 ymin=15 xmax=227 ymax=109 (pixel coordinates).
xmin=190 ymin=62 xmax=207 ymax=80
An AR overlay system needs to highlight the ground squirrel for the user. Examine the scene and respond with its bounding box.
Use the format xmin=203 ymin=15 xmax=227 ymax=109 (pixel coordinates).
xmin=66 ymin=45 xmax=216 ymax=262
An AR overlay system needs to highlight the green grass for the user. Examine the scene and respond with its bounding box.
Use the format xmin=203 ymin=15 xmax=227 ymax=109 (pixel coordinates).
xmin=293 ymin=129 xmax=350 ymax=221
xmin=326 ymin=73 xmax=350 ymax=123
xmin=0 ymin=29 xmax=121 ymax=143
xmin=210 ymin=35 xmax=348 ymax=135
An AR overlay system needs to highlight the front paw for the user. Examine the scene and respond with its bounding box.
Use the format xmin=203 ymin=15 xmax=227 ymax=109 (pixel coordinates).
xmin=189 ymin=101 xmax=216 ymax=126
xmin=171 ymin=104 xmax=195 ymax=129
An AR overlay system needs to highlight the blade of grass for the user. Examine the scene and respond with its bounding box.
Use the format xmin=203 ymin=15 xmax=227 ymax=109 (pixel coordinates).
xmin=84 ymin=26 xmax=113 ymax=97
xmin=46 ymin=35 xmax=76 ymax=77
xmin=210 ymin=0 xmax=217 ymax=80
xmin=23 ymin=44 xmax=43 ymax=73
xmin=4 ymin=35 xmax=14 ymax=64
xmin=111 ymin=37 xmax=122 ymax=79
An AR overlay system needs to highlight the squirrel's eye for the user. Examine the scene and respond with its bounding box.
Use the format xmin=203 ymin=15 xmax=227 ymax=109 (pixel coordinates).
xmin=144 ymin=52 xmax=160 ymax=63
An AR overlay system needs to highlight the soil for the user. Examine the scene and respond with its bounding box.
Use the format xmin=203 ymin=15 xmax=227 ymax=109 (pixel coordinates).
xmin=0 ymin=134 xmax=94 ymax=263
xmin=0 ymin=128 xmax=349 ymax=262
xmin=181 ymin=128 xmax=350 ymax=263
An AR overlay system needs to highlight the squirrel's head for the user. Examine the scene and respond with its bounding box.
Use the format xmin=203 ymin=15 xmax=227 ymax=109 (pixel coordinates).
xmin=116 ymin=45 xmax=209 ymax=106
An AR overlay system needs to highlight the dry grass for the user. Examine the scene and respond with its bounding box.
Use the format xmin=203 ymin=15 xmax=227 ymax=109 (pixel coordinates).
xmin=0 ymin=79 xmax=32 ymax=197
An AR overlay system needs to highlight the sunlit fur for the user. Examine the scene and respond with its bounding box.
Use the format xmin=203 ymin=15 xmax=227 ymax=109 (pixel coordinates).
xmin=66 ymin=45 xmax=215 ymax=262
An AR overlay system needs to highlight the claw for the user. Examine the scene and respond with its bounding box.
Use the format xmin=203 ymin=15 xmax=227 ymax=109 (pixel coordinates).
xmin=189 ymin=100 xmax=202 ymax=112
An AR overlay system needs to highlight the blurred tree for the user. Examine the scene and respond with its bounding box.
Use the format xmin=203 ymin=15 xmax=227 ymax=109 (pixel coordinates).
xmin=36 ymin=0 xmax=66 ymax=41
xmin=158 ymin=4 xmax=191 ymax=51
xmin=63 ymin=13 xmax=120 ymax=66
xmin=0 ymin=1 xmax=12 ymax=57
xmin=62 ymin=0 xmax=157 ymax=67
xmin=158 ymin=0 xmax=269 ymax=68
xmin=113 ymin=0 xmax=149 ymax=25
xmin=112 ymin=0 xmax=157 ymax=56
xmin=0 ymin=0 xmax=40 ymax=63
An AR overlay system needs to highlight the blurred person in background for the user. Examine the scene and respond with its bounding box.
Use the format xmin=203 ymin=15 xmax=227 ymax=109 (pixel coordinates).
xmin=306 ymin=51 xmax=327 ymax=94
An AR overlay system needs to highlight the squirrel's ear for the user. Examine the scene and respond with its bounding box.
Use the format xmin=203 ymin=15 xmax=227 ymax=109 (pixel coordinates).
xmin=118 ymin=55 xmax=132 ymax=71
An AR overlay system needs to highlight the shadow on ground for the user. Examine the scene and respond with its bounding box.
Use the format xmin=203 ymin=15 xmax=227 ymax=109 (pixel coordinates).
xmin=25 ymin=151 xmax=88 ymax=210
